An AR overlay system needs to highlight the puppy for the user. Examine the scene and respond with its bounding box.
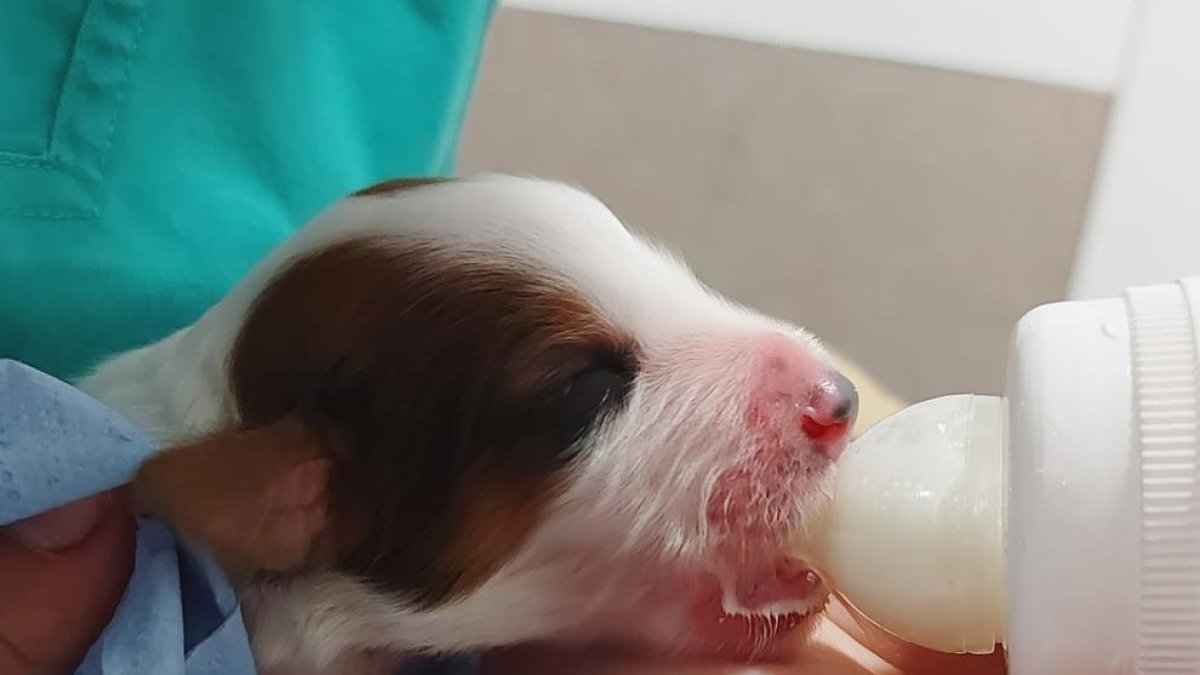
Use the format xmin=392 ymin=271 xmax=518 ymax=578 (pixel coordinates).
xmin=80 ymin=175 xmax=858 ymax=674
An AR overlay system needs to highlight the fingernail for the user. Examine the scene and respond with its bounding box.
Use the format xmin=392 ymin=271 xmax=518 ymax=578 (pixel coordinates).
xmin=8 ymin=493 xmax=109 ymax=552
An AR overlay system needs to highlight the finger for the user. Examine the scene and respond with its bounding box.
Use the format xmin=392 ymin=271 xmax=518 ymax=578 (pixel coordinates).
xmin=799 ymin=615 xmax=901 ymax=674
xmin=827 ymin=599 xmax=1007 ymax=675
xmin=0 ymin=491 xmax=136 ymax=675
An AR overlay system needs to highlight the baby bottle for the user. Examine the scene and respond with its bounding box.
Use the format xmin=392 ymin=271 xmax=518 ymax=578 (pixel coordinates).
xmin=801 ymin=278 xmax=1200 ymax=675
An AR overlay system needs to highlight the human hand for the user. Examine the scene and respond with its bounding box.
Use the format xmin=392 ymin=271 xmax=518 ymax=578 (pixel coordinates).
xmin=482 ymin=597 xmax=1007 ymax=675
xmin=0 ymin=490 xmax=136 ymax=674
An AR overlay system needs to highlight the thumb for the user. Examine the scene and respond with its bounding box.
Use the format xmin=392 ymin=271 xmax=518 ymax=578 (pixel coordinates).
xmin=0 ymin=491 xmax=136 ymax=674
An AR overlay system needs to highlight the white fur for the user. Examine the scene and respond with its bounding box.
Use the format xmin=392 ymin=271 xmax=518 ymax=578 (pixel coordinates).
xmin=80 ymin=175 xmax=836 ymax=672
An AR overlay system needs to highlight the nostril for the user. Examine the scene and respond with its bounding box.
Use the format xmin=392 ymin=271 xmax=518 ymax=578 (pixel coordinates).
xmin=832 ymin=397 xmax=855 ymax=419
xmin=831 ymin=372 xmax=859 ymax=421
xmin=801 ymin=372 xmax=859 ymax=457
xmin=806 ymin=373 xmax=858 ymax=420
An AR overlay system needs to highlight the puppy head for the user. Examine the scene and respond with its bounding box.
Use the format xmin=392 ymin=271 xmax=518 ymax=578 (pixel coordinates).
xmin=133 ymin=175 xmax=858 ymax=668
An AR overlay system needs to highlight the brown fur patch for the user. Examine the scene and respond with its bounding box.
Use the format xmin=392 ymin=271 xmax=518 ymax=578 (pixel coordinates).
xmin=228 ymin=238 xmax=630 ymax=603
xmin=351 ymin=177 xmax=451 ymax=197
xmin=446 ymin=471 xmax=559 ymax=593
xmin=132 ymin=416 xmax=334 ymax=576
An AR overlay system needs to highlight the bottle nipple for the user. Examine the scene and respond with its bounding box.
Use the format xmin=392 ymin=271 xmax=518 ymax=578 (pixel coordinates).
xmin=797 ymin=394 xmax=1006 ymax=654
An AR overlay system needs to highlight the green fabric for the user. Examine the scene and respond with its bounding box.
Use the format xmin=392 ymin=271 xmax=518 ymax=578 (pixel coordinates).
xmin=0 ymin=0 xmax=494 ymax=380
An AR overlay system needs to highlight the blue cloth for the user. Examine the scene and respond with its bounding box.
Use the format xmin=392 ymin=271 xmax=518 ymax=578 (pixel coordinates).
xmin=0 ymin=359 xmax=256 ymax=675
xmin=0 ymin=359 xmax=478 ymax=674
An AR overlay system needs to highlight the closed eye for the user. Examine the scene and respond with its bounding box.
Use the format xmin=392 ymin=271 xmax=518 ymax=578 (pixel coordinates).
xmin=540 ymin=365 xmax=631 ymax=461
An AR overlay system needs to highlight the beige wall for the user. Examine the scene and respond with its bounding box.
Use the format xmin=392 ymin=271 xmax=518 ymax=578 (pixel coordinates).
xmin=504 ymin=0 xmax=1136 ymax=91
xmin=460 ymin=9 xmax=1110 ymax=400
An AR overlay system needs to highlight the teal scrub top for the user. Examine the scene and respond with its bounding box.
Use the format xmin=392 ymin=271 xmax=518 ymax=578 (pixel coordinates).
xmin=0 ymin=0 xmax=494 ymax=381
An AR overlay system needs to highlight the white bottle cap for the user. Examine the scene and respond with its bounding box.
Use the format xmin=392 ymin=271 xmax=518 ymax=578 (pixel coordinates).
xmin=1006 ymin=281 xmax=1200 ymax=674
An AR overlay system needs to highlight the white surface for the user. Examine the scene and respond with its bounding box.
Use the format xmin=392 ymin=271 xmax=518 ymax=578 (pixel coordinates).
xmin=811 ymin=394 xmax=1005 ymax=654
xmin=1004 ymin=297 xmax=1139 ymax=675
xmin=504 ymin=0 xmax=1136 ymax=91
xmin=1068 ymin=0 xmax=1200 ymax=300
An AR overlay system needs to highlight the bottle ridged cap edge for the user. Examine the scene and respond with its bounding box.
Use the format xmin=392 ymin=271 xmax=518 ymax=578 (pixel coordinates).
xmin=1128 ymin=282 xmax=1200 ymax=674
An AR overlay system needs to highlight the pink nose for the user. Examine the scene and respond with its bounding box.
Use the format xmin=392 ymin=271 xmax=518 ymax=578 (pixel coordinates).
xmin=801 ymin=372 xmax=858 ymax=459
xmin=707 ymin=339 xmax=859 ymax=535
xmin=748 ymin=337 xmax=859 ymax=460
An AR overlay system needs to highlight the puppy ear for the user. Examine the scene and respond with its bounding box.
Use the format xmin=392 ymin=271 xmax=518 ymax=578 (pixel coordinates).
xmin=350 ymin=176 xmax=450 ymax=197
xmin=132 ymin=415 xmax=335 ymax=575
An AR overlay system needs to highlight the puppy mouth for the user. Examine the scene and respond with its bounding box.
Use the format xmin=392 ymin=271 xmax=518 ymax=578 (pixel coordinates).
xmin=683 ymin=553 xmax=829 ymax=659
xmin=719 ymin=555 xmax=824 ymax=616
xmin=683 ymin=454 xmax=836 ymax=657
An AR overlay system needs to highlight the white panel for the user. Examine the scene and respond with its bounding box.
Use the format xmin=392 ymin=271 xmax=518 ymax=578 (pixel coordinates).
xmin=1068 ymin=0 xmax=1200 ymax=300
xmin=504 ymin=0 xmax=1135 ymax=91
